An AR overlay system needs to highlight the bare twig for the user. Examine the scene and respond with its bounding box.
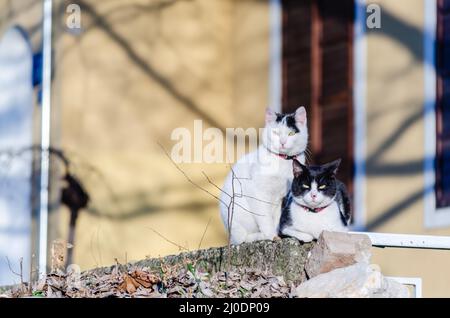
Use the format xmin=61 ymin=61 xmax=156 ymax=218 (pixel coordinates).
xmin=5 ymin=257 xmax=21 ymax=277
xmin=198 ymin=217 xmax=212 ymax=250
xmin=147 ymin=227 xmax=189 ymax=252
xmin=5 ymin=257 xmax=25 ymax=294
xmin=227 ymin=169 xmax=237 ymax=270
xmin=29 ymin=254 xmax=35 ymax=294
xmin=89 ymin=231 xmax=100 ymax=269
xmin=19 ymin=258 xmax=23 ymax=290
xmin=158 ymin=143 xmax=263 ymax=217
xmin=158 ymin=144 xmax=226 ymax=203
xmin=201 ymin=171 xmax=275 ymax=206
xmin=96 ymin=227 xmax=103 ymax=267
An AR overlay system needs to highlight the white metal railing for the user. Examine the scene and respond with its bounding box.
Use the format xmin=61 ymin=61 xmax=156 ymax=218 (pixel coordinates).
xmin=350 ymin=232 xmax=450 ymax=250
xmin=388 ymin=277 xmax=422 ymax=298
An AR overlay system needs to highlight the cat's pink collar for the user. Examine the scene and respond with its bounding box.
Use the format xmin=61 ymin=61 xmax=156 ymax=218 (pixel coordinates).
xmin=277 ymin=153 xmax=299 ymax=160
xmin=264 ymin=146 xmax=301 ymax=160
xmin=298 ymin=204 xmax=329 ymax=213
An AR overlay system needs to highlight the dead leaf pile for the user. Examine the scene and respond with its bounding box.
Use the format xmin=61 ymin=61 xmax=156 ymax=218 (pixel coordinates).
xmin=209 ymin=270 xmax=291 ymax=298
xmin=2 ymin=263 xmax=295 ymax=298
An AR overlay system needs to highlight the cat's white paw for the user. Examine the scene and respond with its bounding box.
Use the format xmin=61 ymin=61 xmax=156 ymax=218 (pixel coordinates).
xmin=259 ymin=228 xmax=278 ymax=241
xmin=296 ymin=234 xmax=314 ymax=243
xmin=273 ymin=235 xmax=282 ymax=242
xmin=281 ymin=228 xmax=314 ymax=243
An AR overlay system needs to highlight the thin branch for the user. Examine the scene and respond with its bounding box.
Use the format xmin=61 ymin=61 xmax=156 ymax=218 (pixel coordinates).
xmin=5 ymin=257 xmax=21 ymax=277
xmin=226 ymin=168 xmax=238 ymax=271
xmin=157 ymin=143 xmax=263 ymax=217
xmin=198 ymin=217 xmax=212 ymax=250
xmin=147 ymin=227 xmax=189 ymax=252
xmin=89 ymin=232 xmax=100 ymax=269
xmin=201 ymin=171 xmax=225 ymax=195
xmin=201 ymin=171 xmax=276 ymax=206
xmin=29 ymin=254 xmax=35 ymax=295
xmin=5 ymin=257 xmax=26 ymax=294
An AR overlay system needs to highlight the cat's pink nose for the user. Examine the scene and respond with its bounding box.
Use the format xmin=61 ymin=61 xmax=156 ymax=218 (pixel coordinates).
xmin=311 ymin=193 xmax=317 ymax=199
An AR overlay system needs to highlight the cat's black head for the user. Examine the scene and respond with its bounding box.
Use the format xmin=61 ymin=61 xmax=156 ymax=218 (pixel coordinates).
xmin=291 ymin=159 xmax=341 ymax=208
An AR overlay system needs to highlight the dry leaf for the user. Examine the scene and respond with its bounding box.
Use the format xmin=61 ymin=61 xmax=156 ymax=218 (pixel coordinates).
xmin=36 ymin=278 xmax=47 ymax=291
xmin=51 ymin=239 xmax=69 ymax=273
xmin=47 ymin=286 xmax=54 ymax=298
xmin=130 ymin=270 xmax=160 ymax=288
xmin=199 ymin=282 xmax=214 ymax=297
xmin=119 ymin=274 xmax=137 ymax=294
xmin=240 ymin=280 xmax=255 ymax=291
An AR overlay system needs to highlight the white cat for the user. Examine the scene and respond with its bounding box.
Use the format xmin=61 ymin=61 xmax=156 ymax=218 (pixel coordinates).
xmin=220 ymin=107 xmax=309 ymax=245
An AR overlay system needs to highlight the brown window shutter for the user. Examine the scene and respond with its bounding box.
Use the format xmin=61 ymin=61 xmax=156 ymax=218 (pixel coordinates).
xmin=436 ymin=0 xmax=450 ymax=208
xmin=282 ymin=0 xmax=312 ymax=108
xmin=282 ymin=0 xmax=354 ymax=194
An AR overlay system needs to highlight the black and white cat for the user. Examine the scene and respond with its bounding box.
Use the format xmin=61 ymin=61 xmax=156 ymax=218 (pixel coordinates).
xmin=279 ymin=159 xmax=351 ymax=242
xmin=220 ymin=107 xmax=309 ymax=245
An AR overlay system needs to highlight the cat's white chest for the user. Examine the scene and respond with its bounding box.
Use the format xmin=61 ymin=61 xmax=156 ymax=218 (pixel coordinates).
xmin=291 ymin=202 xmax=347 ymax=239
xmin=252 ymin=159 xmax=293 ymax=197
xmin=253 ymin=151 xmax=305 ymax=192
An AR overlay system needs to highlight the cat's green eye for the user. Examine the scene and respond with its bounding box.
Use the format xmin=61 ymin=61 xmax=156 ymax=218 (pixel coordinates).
xmin=288 ymin=131 xmax=296 ymax=136
xmin=302 ymin=184 xmax=310 ymax=189
xmin=319 ymin=185 xmax=327 ymax=190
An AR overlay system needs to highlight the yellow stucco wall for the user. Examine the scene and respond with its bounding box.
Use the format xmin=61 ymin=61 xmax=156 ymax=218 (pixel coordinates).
xmin=366 ymin=0 xmax=450 ymax=297
xmin=52 ymin=0 xmax=269 ymax=269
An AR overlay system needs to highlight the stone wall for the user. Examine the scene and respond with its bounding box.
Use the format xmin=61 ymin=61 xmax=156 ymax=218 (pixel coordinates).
xmin=88 ymin=238 xmax=314 ymax=285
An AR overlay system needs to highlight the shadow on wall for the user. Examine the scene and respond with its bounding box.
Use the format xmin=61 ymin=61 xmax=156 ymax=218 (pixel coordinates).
xmin=60 ymin=0 xmax=225 ymax=130
xmin=53 ymin=1 xmax=431 ymax=231
xmin=363 ymin=3 xmax=429 ymax=231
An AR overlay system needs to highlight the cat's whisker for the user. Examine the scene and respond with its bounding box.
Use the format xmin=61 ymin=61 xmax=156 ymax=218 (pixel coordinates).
xmin=303 ymin=147 xmax=313 ymax=164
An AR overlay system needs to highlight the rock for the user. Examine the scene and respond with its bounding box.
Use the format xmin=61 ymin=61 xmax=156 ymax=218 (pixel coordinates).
xmin=295 ymin=263 xmax=410 ymax=298
xmin=305 ymin=231 xmax=372 ymax=278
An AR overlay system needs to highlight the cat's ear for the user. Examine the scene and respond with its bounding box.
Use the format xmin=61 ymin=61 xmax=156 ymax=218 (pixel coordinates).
xmin=324 ymin=159 xmax=341 ymax=175
xmin=295 ymin=106 xmax=307 ymax=126
xmin=293 ymin=159 xmax=306 ymax=178
xmin=265 ymin=108 xmax=277 ymax=124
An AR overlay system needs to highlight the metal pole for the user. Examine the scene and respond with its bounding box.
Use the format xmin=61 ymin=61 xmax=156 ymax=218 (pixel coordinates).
xmin=353 ymin=0 xmax=367 ymax=229
xmin=39 ymin=0 xmax=53 ymax=277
